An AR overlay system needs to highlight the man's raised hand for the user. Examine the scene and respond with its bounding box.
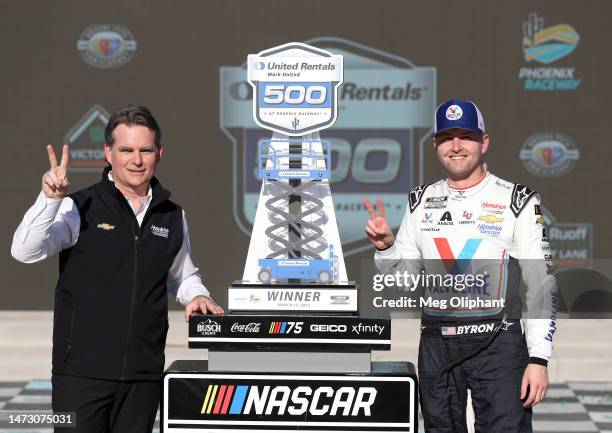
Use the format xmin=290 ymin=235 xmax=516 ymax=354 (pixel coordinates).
xmin=42 ymin=144 xmax=70 ymax=199
xmin=363 ymin=198 xmax=395 ymax=250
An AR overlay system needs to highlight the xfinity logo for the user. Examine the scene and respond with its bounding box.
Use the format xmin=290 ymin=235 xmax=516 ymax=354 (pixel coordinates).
xmin=352 ymin=323 xmax=386 ymax=336
xmin=230 ymin=323 xmax=261 ymax=333
xmin=200 ymin=384 xmax=377 ymax=417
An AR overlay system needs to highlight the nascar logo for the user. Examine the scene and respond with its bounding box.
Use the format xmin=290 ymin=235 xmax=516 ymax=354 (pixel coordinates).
xmin=268 ymin=321 xmax=303 ymax=334
xmin=201 ymin=384 xmax=377 ymax=416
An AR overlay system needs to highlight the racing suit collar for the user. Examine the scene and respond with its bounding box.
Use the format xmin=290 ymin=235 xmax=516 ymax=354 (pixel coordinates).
xmin=445 ymin=168 xmax=491 ymax=200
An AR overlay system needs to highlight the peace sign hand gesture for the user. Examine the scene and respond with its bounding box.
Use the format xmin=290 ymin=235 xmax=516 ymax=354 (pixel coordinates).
xmin=42 ymin=144 xmax=70 ymax=200
xmin=363 ymin=198 xmax=395 ymax=250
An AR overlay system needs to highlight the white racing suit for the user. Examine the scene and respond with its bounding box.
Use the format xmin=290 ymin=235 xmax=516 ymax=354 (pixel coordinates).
xmin=375 ymin=171 xmax=557 ymax=433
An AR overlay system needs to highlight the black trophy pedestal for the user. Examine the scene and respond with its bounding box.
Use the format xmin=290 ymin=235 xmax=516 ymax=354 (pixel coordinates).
xmin=162 ymin=360 xmax=418 ymax=433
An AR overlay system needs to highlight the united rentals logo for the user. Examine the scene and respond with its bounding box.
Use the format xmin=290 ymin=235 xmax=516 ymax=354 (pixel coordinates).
xmin=220 ymin=37 xmax=436 ymax=256
xmin=519 ymin=132 xmax=580 ymax=177
xmin=64 ymin=105 xmax=109 ymax=172
xmin=77 ymin=24 xmax=137 ymax=68
xmin=200 ymin=383 xmax=377 ymax=416
xmin=519 ymin=13 xmax=581 ymax=91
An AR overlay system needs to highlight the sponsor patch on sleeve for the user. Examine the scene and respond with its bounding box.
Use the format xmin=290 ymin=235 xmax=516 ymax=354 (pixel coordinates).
xmin=408 ymin=183 xmax=430 ymax=213
xmin=510 ymin=184 xmax=536 ymax=217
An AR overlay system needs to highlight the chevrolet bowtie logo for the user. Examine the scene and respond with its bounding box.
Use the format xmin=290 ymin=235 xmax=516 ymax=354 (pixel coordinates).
xmin=97 ymin=223 xmax=115 ymax=230
xmin=478 ymin=215 xmax=504 ymax=224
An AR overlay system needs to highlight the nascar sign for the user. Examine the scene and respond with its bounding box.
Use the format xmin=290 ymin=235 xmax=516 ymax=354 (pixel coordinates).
xmin=247 ymin=42 xmax=343 ymax=135
xmin=163 ymin=369 xmax=417 ymax=432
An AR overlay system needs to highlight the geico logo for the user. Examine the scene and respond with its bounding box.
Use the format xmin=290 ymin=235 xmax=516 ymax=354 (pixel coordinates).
xmin=310 ymin=324 xmax=347 ymax=333
xmin=201 ymin=385 xmax=377 ymax=416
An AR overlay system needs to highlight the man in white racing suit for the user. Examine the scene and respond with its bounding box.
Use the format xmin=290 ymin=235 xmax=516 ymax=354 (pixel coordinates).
xmin=364 ymin=99 xmax=557 ymax=433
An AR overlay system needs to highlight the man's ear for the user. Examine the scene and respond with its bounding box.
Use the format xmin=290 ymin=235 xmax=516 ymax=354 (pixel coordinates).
xmin=481 ymin=134 xmax=490 ymax=155
xmin=104 ymin=144 xmax=112 ymax=165
xmin=156 ymin=143 xmax=163 ymax=163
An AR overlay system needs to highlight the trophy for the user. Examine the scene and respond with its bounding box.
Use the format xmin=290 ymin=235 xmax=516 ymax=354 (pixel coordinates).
xmin=228 ymin=42 xmax=357 ymax=313
xmin=163 ymin=43 xmax=417 ymax=433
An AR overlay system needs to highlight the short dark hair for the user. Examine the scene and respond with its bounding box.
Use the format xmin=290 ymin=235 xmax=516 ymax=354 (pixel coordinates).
xmin=104 ymin=105 xmax=162 ymax=147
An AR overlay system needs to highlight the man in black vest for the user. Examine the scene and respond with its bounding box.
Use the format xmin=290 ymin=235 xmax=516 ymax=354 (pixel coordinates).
xmin=12 ymin=105 xmax=224 ymax=433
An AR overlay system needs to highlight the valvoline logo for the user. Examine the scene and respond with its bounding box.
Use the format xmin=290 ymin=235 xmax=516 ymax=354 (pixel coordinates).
xmin=522 ymin=13 xmax=579 ymax=64
xmin=200 ymin=384 xmax=377 ymax=416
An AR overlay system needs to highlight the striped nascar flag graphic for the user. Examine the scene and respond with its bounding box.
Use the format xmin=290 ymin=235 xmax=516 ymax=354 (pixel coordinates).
xmin=201 ymin=384 xmax=249 ymax=415
xmin=269 ymin=321 xmax=287 ymax=334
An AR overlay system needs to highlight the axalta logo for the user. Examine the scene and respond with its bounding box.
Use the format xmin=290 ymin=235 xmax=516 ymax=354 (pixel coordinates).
xmin=200 ymin=384 xmax=377 ymax=416
xmin=519 ymin=13 xmax=581 ymax=91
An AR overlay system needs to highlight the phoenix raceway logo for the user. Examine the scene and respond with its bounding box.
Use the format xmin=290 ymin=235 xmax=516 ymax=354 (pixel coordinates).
xmin=220 ymin=37 xmax=436 ymax=255
xmin=519 ymin=13 xmax=581 ymax=91
xmin=64 ymin=105 xmax=109 ymax=172
xmin=520 ymin=132 xmax=580 ymax=177
xmin=77 ymin=24 xmax=137 ymax=68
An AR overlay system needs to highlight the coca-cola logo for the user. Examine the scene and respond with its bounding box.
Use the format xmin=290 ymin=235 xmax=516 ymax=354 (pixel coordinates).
xmin=231 ymin=322 xmax=261 ymax=333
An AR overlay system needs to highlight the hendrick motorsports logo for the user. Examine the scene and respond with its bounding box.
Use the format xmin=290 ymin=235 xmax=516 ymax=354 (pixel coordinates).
xmin=64 ymin=105 xmax=109 ymax=172
xmin=77 ymin=24 xmax=137 ymax=68
xmin=520 ymin=133 xmax=580 ymax=176
xmin=519 ymin=13 xmax=581 ymax=91
xmin=220 ymin=37 xmax=436 ymax=255
xmin=197 ymin=319 xmax=221 ymax=336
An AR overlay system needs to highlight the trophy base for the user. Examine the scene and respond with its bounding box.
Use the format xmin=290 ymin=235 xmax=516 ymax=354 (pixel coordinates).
xmin=189 ymin=313 xmax=390 ymax=351
xmin=228 ymin=280 xmax=358 ymax=313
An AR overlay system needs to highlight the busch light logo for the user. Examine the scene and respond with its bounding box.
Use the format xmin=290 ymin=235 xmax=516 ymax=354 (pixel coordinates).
xmin=64 ymin=105 xmax=109 ymax=172
xmin=519 ymin=13 xmax=581 ymax=91
xmin=197 ymin=319 xmax=221 ymax=336
xmin=247 ymin=42 xmax=343 ymax=135
xmin=220 ymin=37 xmax=436 ymax=255
xmin=77 ymin=24 xmax=137 ymax=69
xmin=520 ymin=133 xmax=580 ymax=177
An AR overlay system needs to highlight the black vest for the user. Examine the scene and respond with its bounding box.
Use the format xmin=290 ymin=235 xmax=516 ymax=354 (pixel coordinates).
xmin=52 ymin=168 xmax=183 ymax=381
